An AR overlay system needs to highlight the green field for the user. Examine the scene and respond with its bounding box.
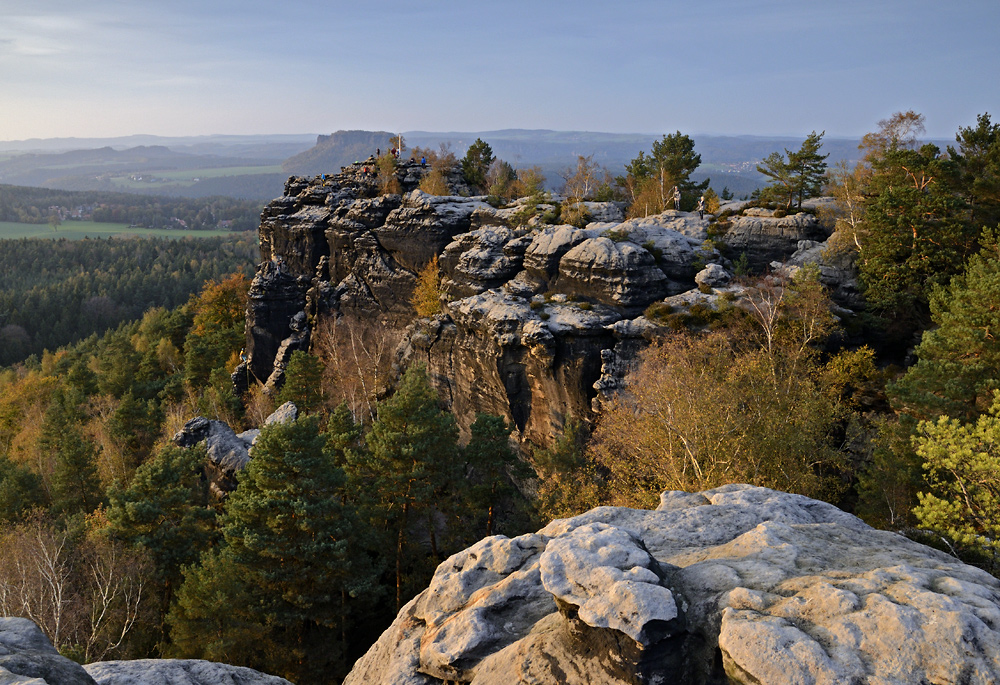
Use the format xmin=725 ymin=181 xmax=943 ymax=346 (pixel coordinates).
xmin=0 ymin=220 xmax=240 ymax=240
xmin=108 ymin=165 xmax=283 ymax=190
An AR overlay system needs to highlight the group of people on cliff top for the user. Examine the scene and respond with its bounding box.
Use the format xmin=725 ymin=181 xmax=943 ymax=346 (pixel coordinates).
xmin=667 ymin=185 xmax=708 ymax=219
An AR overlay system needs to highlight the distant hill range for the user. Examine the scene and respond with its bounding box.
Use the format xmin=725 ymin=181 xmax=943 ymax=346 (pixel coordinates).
xmin=261 ymin=129 xmax=882 ymax=198
xmin=282 ymin=130 xmax=397 ymax=175
xmin=0 ymin=135 xmax=318 ymax=201
xmin=0 ymin=129 xmax=953 ymax=201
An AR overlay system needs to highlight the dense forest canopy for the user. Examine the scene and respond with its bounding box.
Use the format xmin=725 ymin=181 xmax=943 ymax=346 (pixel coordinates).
xmin=0 ymin=235 xmax=258 ymax=366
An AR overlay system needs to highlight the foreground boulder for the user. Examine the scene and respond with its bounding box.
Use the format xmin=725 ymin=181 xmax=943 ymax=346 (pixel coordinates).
xmin=0 ymin=617 xmax=96 ymax=684
xmin=344 ymin=485 xmax=1000 ymax=684
xmin=0 ymin=617 xmax=291 ymax=685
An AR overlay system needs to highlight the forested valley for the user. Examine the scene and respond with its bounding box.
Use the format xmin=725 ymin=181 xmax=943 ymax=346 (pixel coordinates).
xmin=0 ymin=184 xmax=263 ymax=231
xmin=0 ymin=235 xmax=258 ymax=366
xmin=0 ymin=111 xmax=997 ymax=683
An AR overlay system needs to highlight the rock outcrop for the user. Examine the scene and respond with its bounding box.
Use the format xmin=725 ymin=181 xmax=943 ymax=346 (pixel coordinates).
xmin=238 ymin=168 xmax=853 ymax=445
xmin=84 ymin=659 xmax=292 ymax=685
xmin=720 ymin=209 xmax=829 ymax=272
xmin=172 ymin=402 xmax=298 ymax=498
xmin=0 ymin=617 xmax=291 ymax=685
xmin=344 ymin=485 xmax=1000 ymax=685
xmin=0 ymin=617 xmax=97 ymax=684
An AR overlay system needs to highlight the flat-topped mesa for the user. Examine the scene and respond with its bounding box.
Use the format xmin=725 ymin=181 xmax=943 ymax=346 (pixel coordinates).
xmin=235 ymin=177 xmax=842 ymax=446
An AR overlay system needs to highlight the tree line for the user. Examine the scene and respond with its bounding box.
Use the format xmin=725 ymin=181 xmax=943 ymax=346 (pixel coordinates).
xmin=0 ymin=236 xmax=258 ymax=366
xmin=0 ymin=184 xmax=262 ymax=231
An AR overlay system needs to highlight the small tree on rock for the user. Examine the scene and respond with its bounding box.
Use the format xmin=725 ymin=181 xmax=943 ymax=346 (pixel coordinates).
xmin=461 ymin=138 xmax=495 ymax=193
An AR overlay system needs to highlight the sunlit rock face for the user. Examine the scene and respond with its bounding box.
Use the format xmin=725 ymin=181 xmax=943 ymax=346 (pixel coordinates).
xmin=237 ymin=170 xmax=846 ymax=447
xmin=344 ymin=485 xmax=1000 ymax=685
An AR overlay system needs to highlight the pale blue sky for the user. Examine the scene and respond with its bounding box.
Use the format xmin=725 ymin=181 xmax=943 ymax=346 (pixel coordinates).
xmin=1 ymin=0 xmax=997 ymax=140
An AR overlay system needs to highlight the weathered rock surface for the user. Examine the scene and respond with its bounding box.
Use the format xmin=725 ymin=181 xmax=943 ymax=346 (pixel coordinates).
xmin=172 ymin=417 xmax=249 ymax=495
xmin=720 ymin=211 xmax=829 ymax=272
xmin=344 ymin=485 xmax=1000 ymax=684
xmin=172 ymin=403 xmax=299 ymax=497
xmin=694 ymin=263 xmax=731 ymax=288
xmin=241 ymin=170 xmax=856 ymax=446
xmin=0 ymin=617 xmax=96 ymax=684
xmin=771 ymin=239 xmax=864 ymax=311
xmin=556 ymin=238 xmax=668 ymax=309
xmin=84 ymin=659 xmax=292 ymax=685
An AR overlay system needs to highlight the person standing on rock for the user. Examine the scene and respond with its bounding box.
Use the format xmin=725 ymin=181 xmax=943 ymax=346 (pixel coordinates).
xmin=673 ymin=186 xmax=681 ymax=211
xmin=697 ymin=195 xmax=705 ymax=219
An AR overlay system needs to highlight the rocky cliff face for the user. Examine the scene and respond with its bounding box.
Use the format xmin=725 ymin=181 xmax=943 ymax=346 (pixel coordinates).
xmin=237 ymin=168 xmax=839 ymax=445
xmin=343 ymin=485 xmax=1000 ymax=685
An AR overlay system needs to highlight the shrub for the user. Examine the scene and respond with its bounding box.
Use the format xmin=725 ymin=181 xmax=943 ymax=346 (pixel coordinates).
xmin=562 ymin=203 xmax=591 ymax=229
xmin=703 ymin=188 xmax=721 ymax=214
xmin=733 ymin=252 xmax=751 ymax=277
xmin=411 ymin=256 xmax=442 ymax=317
xmin=418 ymin=169 xmax=450 ymax=196
xmin=643 ymin=301 xmax=674 ymax=323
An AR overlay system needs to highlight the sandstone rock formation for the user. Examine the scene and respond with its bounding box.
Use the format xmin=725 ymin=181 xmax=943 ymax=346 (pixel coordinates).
xmin=84 ymin=659 xmax=292 ymax=685
xmin=0 ymin=616 xmax=291 ymax=685
xmin=237 ymin=167 xmax=850 ymax=446
xmin=172 ymin=402 xmax=298 ymax=497
xmin=0 ymin=617 xmax=97 ymax=684
xmin=344 ymin=485 xmax=1000 ymax=685
xmin=720 ymin=209 xmax=829 ymax=272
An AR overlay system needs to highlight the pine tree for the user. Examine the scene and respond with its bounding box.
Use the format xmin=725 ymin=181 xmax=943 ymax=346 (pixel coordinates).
xmin=464 ymin=413 xmax=532 ymax=537
xmin=619 ymin=132 xmax=707 ymax=215
xmin=912 ymin=393 xmax=1000 ymax=573
xmin=949 ymin=112 xmax=1000 ymax=231
xmin=217 ymin=415 xmax=368 ymax=683
xmin=788 ymin=130 xmax=828 ymax=209
xmin=107 ymin=389 xmax=164 ymax=468
xmin=461 ymin=138 xmax=495 ymax=192
xmin=889 ymin=230 xmax=1000 ymax=422
xmin=757 ymin=131 xmax=828 ymax=209
xmin=0 ymin=455 xmax=45 ymax=522
xmin=39 ymin=389 xmax=103 ymax=516
xmin=275 ymin=350 xmax=324 ymax=413
xmin=106 ymin=445 xmax=216 ymax=595
xmin=352 ymin=364 xmax=459 ymax=610
xmin=858 ymin=142 xmax=971 ymax=324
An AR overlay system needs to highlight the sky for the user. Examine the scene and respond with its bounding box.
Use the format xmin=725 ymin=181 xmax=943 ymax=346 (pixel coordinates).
xmin=1 ymin=0 xmax=998 ymax=141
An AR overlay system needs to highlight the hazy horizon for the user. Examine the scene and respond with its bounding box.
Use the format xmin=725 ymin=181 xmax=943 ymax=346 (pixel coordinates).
xmin=2 ymin=1 xmax=997 ymax=142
